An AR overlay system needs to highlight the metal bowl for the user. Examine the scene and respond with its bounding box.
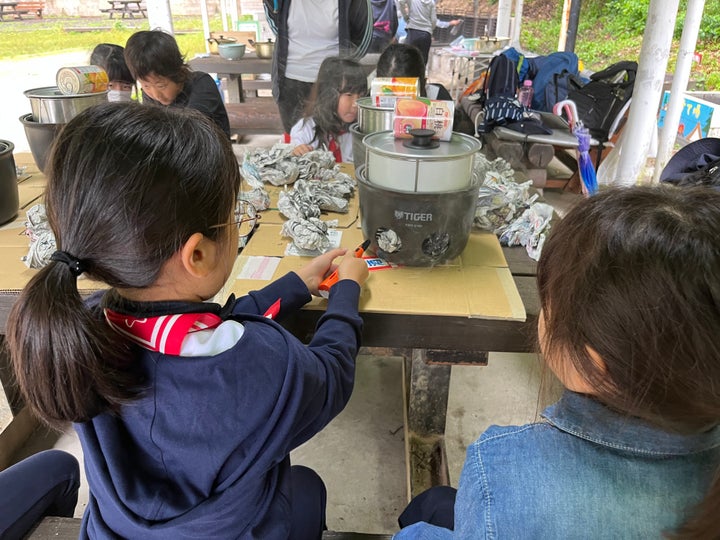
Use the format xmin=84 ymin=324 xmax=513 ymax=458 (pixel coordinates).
xmin=24 ymin=86 xmax=107 ymax=124
xmin=19 ymin=113 xmax=65 ymax=173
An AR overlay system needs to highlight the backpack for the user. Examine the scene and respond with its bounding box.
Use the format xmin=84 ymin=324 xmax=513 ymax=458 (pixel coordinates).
xmin=525 ymin=51 xmax=579 ymax=111
xmin=568 ymin=60 xmax=638 ymax=143
xmin=476 ymin=54 xmax=523 ymax=133
xmin=545 ymin=69 xmax=585 ymax=112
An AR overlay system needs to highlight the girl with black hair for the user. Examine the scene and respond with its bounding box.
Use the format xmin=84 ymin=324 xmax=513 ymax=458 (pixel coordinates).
xmin=289 ymin=56 xmax=368 ymax=163
xmin=7 ymin=102 xmax=369 ymax=539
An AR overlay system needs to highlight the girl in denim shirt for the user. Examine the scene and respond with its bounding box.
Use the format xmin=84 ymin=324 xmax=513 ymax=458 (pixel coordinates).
xmin=395 ymin=186 xmax=720 ymax=539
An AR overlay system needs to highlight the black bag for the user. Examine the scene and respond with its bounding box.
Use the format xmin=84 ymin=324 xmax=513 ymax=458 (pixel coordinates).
xmin=484 ymin=54 xmax=519 ymax=103
xmin=476 ymin=54 xmax=523 ymax=133
xmin=545 ymin=69 xmax=585 ymax=112
xmin=568 ymin=60 xmax=638 ymax=143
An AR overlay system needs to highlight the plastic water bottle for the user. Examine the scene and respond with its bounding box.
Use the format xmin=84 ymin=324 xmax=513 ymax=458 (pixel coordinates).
xmin=517 ymin=79 xmax=534 ymax=108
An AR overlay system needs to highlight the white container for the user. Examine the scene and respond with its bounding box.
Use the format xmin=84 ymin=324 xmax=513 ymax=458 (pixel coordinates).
xmin=363 ymin=130 xmax=481 ymax=193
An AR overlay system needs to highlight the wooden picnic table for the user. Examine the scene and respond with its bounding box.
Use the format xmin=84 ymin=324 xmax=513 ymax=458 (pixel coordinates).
xmin=189 ymin=53 xmax=273 ymax=104
xmin=0 ymin=2 xmax=20 ymax=20
xmin=101 ymin=0 xmax=146 ymax=19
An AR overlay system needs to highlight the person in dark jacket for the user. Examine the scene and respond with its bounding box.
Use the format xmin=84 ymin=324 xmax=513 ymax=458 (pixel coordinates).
xmin=7 ymin=102 xmax=369 ymax=539
xmin=263 ymin=0 xmax=373 ymax=135
xmin=124 ymin=30 xmax=231 ymax=138
xmin=0 ymin=450 xmax=80 ymax=540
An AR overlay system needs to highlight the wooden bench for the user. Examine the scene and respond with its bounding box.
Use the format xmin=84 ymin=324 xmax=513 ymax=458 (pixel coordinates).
xmin=27 ymin=517 xmax=393 ymax=539
xmin=225 ymin=98 xmax=284 ymax=136
xmin=16 ymin=1 xmax=43 ymax=17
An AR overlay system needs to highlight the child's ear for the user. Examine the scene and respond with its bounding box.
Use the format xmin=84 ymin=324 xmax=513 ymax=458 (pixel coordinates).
xmin=179 ymin=232 xmax=218 ymax=278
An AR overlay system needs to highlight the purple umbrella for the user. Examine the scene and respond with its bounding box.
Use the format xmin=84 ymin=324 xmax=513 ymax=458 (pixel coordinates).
xmin=574 ymin=123 xmax=598 ymax=196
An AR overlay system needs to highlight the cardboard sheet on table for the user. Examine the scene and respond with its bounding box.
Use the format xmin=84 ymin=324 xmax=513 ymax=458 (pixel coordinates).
xmin=231 ymin=253 xmax=524 ymax=320
xmin=232 ymin=223 xmax=525 ymax=321
xmin=0 ymin=220 xmax=31 ymax=248
xmin=17 ymin=185 xmax=45 ymax=210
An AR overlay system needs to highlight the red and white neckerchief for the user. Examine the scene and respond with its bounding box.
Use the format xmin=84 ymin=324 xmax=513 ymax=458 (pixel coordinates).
xmin=328 ymin=133 xmax=345 ymax=163
xmin=103 ymin=299 xmax=282 ymax=355
xmin=104 ymin=309 xmax=223 ymax=355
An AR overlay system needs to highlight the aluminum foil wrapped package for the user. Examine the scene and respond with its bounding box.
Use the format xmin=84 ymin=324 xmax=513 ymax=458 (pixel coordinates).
xmin=21 ymin=204 xmax=56 ymax=269
xmin=281 ymin=217 xmax=330 ymax=252
xmin=278 ymin=189 xmax=321 ymax=220
xmin=498 ymin=202 xmax=554 ymax=261
xmin=239 ymin=187 xmax=271 ymax=211
xmin=473 ymin=153 xmax=537 ymax=234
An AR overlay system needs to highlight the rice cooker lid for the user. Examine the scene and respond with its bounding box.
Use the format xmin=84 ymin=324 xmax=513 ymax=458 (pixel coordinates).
xmin=363 ymin=130 xmax=481 ymax=160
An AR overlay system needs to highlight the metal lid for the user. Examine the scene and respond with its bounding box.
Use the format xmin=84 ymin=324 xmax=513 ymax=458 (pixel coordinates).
xmin=24 ymin=86 xmax=108 ymax=98
xmin=362 ymin=130 xmax=481 ymax=160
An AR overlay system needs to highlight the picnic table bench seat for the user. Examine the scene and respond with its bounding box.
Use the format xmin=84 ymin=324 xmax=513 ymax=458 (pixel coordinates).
xmin=16 ymin=1 xmax=43 ymax=17
xmin=27 ymin=517 xmax=393 ymax=539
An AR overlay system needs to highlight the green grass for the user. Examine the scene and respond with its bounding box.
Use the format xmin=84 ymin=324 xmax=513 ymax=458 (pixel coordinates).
xmin=0 ymin=16 xmax=218 ymax=61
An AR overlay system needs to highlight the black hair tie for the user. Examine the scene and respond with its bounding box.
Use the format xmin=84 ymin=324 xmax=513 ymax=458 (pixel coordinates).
xmin=50 ymin=251 xmax=87 ymax=277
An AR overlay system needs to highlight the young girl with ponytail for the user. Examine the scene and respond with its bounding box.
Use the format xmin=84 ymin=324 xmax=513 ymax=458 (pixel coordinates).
xmin=8 ymin=102 xmax=368 ymax=540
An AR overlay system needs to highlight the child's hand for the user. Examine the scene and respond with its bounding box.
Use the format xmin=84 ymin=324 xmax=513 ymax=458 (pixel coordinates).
xmin=296 ymin=248 xmax=348 ymax=295
xmin=337 ymin=251 xmax=369 ymax=287
xmin=291 ymin=144 xmax=313 ymax=157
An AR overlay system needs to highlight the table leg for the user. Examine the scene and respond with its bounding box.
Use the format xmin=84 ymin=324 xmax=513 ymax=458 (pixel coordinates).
xmin=224 ymin=75 xmax=244 ymax=104
xmin=404 ymin=348 xmax=488 ymax=499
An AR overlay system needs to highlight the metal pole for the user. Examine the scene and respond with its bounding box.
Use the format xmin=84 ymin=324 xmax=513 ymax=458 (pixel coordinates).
xmin=510 ymin=0 xmax=524 ymax=49
xmin=558 ymin=0 xmax=570 ymax=51
xmin=496 ymin=0 xmax=512 ymax=38
xmin=564 ymin=0 xmax=581 ymax=52
xmin=613 ymin=0 xmax=680 ymax=186
xmin=146 ymin=0 xmax=174 ymax=33
xmin=201 ymin=0 xmax=211 ymax=54
xmin=652 ymin=0 xmax=706 ymax=183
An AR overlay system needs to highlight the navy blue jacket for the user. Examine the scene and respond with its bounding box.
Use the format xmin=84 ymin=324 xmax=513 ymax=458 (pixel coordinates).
xmin=77 ymin=273 xmax=362 ymax=538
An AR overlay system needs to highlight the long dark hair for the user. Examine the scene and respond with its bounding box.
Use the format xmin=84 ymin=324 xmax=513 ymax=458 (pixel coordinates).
xmin=90 ymin=43 xmax=134 ymax=84
xmin=537 ymin=185 xmax=720 ymax=538
xmin=7 ymin=102 xmax=240 ymax=428
xmin=124 ymin=30 xmax=190 ymax=84
xmin=375 ymin=43 xmax=428 ymax=97
xmin=307 ymin=56 xmax=367 ymax=145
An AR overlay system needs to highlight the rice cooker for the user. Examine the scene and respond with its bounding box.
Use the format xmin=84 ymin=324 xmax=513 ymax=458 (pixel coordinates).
xmin=358 ymin=129 xmax=482 ymax=266
xmin=0 ymin=140 xmax=19 ymax=225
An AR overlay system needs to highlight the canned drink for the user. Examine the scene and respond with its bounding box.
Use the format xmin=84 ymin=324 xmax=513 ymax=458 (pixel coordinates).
xmin=56 ymin=66 xmax=109 ymax=95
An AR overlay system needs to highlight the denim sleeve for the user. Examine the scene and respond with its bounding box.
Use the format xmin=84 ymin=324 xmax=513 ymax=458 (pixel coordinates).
xmin=453 ymin=440 xmax=493 ymax=539
xmin=392 ymin=522 xmax=454 ymax=540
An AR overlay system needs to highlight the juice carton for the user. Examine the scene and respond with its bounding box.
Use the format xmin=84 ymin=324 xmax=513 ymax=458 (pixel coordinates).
xmin=393 ymin=98 xmax=455 ymax=141
xmin=370 ymin=77 xmax=419 ymax=108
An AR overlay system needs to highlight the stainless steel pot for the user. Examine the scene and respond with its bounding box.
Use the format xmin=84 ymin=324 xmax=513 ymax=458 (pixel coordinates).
xmin=0 ymin=140 xmax=19 ymax=225
xmin=356 ymin=97 xmax=394 ymax=133
xmin=208 ymin=35 xmax=237 ymax=55
xmin=249 ymin=39 xmax=275 ymax=59
xmin=24 ymin=87 xmax=108 ymax=124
